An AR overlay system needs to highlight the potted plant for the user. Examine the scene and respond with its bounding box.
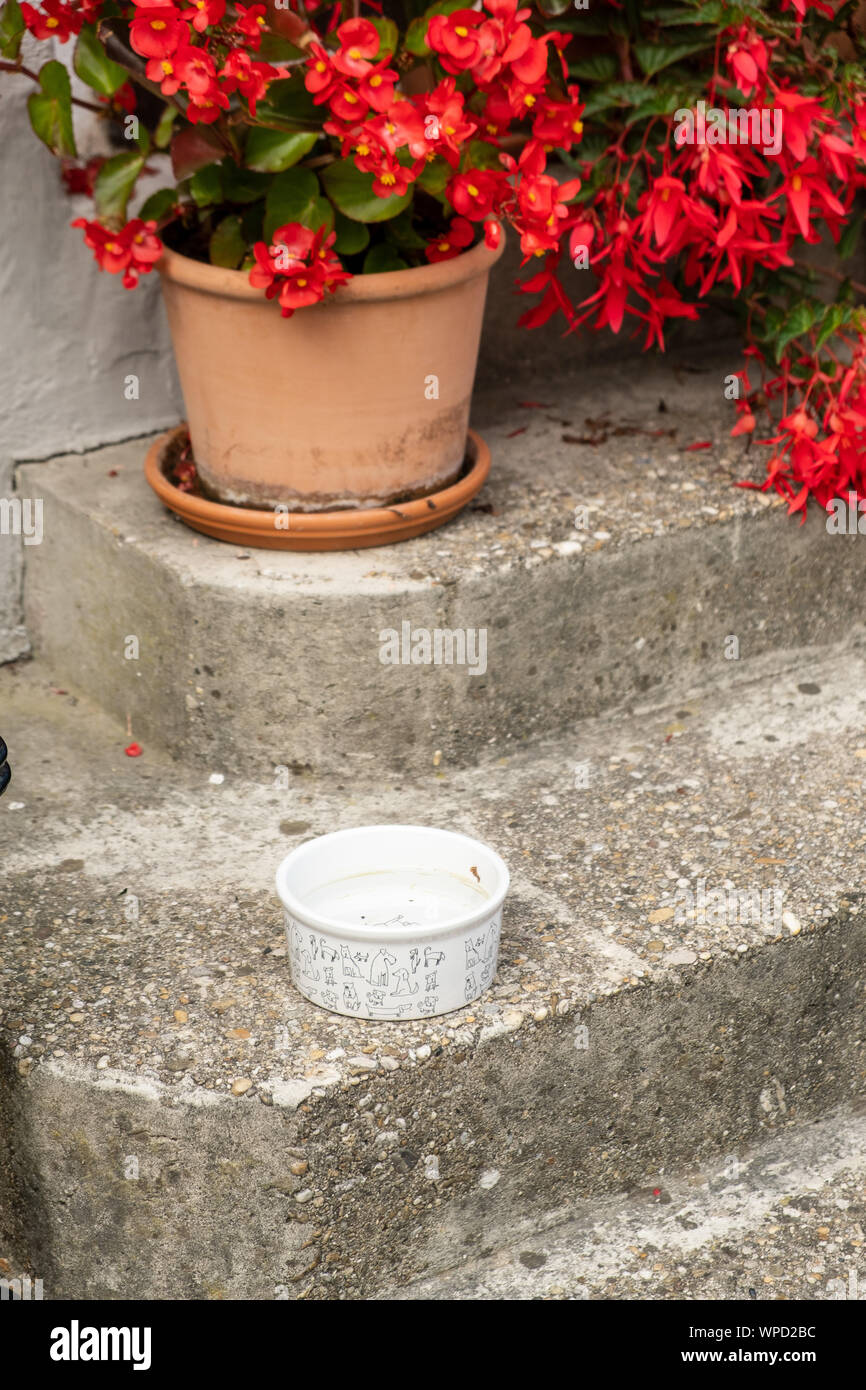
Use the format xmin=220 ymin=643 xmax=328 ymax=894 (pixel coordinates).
xmin=0 ymin=0 xmax=583 ymax=542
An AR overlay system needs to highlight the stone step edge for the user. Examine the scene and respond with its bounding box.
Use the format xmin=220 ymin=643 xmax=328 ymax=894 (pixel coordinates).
xmin=4 ymin=901 xmax=865 ymax=1298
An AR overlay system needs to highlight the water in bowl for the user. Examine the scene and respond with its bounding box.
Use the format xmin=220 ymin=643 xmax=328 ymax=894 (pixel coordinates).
xmin=305 ymin=866 xmax=488 ymax=929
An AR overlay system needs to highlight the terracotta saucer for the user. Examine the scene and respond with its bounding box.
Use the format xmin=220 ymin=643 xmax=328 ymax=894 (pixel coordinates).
xmin=144 ymin=425 xmax=490 ymax=551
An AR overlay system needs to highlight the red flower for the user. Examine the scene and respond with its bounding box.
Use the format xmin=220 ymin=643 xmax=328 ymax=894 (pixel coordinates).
xmin=358 ymin=59 xmax=398 ymax=114
xmin=305 ymin=43 xmax=337 ymax=100
xmin=183 ymin=0 xmax=225 ymax=33
xmin=146 ymin=50 xmax=187 ymax=96
xmin=185 ymin=88 xmax=230 ymax=123
xmin=725 ymin=25 xmax=771 ymax=98
xmin=20 ymin=0 xmax=82 ymax=41
xmin=513 ymin=169 xmax=580 ymax=256
xmin=61 ymin=155 xmax=105 ymax=196
xmin=531 ymin=87 xmax=585 ymax=151
xmin=423 ymin=80 xmax=477 ymax=163
xmin=129 ymin=6 xmax=185 ymax=59
xmin=508 ymin=32 xmax=552 ymax=87
xmin=72 ymin=217 xmax=163 ymax=289
xmin=333 ymin=17 xmax=380 ymax=77
xmin=110 ymin=81 xmax=138 ymax=114
xmin=484 ymin=218 xmax=502 ymax=250
xmin=638 ymin=176 xmax=687 ymax=251
xmin=447 ymin=169 xmax=502 ymax=220
xmin=328 ymin=84 xmax=369 ymax=124
xmin=633 ymin=279 xmax=699 ymax=351
xmin=770 ymin=87 xmax=829 ymax=163
xmin=175 ymin=46 xmax=218 ymax=96
xmin=426 ymin=215 xmax=474 ymax=263
xmin=568 ymin=217 xmax=595 ymax=263
xmin=233 ymin=2 xmax=267 ymax=46
xmin=370 ymin=151 xmax=416 ymax=199
xmin=476 ymin=83 xmax=513 ymax=138
xmin=730 ymin=405 xmax=756 ymax=437
xmin=249 ymin=222 xmax=350 ymax=318
xmin=517 ymin=247 xmax=576 ymax=329
xmin=366 ymin=101 xmax=426 ymax=157
xmin=426 ymin=10 xmax=483 ymax=75
xmin=779 ymin=0 xmax=834 ymax=35
xmin=819 ymin=128 xmax=858 ymax=181
xmin=780 ymin=158 xmax=846 ymax=240
xmin=220 ymin=49 xmax=278 ymax=115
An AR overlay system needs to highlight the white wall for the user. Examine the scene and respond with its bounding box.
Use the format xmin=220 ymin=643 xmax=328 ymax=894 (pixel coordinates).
xmin=0 ymin=56 xmax=182 ymax=660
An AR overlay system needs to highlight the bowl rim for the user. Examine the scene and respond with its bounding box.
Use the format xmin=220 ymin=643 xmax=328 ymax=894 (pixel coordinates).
xmin=275 ymin=824 xmax=510 ymax=941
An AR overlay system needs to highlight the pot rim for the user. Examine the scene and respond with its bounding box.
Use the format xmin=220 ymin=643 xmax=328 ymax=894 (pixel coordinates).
xmin=275 ymin=824 xmax=510 ymax=940
xmin=157 ymin=226 xmax=505 ymax=305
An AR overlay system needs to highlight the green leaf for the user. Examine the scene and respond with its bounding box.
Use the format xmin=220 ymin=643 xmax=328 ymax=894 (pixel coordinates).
xmin=385 ymin=208 xmax=427 ymax=249
xmin=244 ymin=127 xmax=318 ymax=173
xmin=254 ymin=72 xmax=320 ymax=131
xmin=332 ymin=210 xmax=370 ymax=256
xmin=321 ymin=158 xmax=411 ymax=223
xmin=210 ymin=214 xmax=247 ymax=269
xmin=308 ymin=195 xmax=335 ymax=237
xmin=73 ymin=26 xmax=127 ymax=97
xmin=134 ymin=121 xmax=151 ymax=158
xmin=569 ymin=53 xmax=618 ymax=82
xmin=241 ymin=200 xmax=265 ymax=244
xmin=625 ymin=85 xmax=692 ymax=127
xmin=465 ymin=139 xmax=504 ymax=171
xmin=405 ymin=0 xmax=465 ymax=56
xmin=642 ymin=3 xmax=725 ymax=25
xmin=416 ymin=155 xmax=451 ymax=197
xmin=93 ymin=150 xmax=146 ymax=224
xmin=838 ymin=210 xmax=864 ymax=262
xmin=154 ymin=105 xmax=178 ymax=151
xmin=27 ymin=61 xmax=76 ymax=159
xmin=190 ymin=162 xmax=223 ymax=208
xmin=138 ymin=187 xmax=179 ymax=224
xmin=263 ymin=166 xmax=333 ymax=241
xmin=552 ymin=13 xmax=622 ymax=35
xmin=634 ymin=40 xmax=709 ymax=76
xmin=580 ymin=81 xmax=649 ymax=117
xmin=369 ymin=16 xmax=399 ymax=56
xmin=0 ymin=0 xmax=24 ymax=61
xmin=221 ymin=162 xmax=271 ymax=204
xmin=815 ymin=301 xmax=848 ymax=349
xmin=363 ymin=243 xmax=410 ymax=274
xmin=774 ymin=300 xmax=821 ymax=360
xmin=258 ymin=33 xmax=305 ymax=62
xmin=405 ymin=17 xmax=431 ymax=55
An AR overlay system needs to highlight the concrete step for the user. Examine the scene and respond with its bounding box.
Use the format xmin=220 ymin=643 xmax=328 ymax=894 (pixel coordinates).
xmin=1 ymin=646 xmax=866 ymax=1298
xmin=390 ymin=1101 xmax=866 ymax=1301
xmin=19 ymin=353 xmax=866 ymax=778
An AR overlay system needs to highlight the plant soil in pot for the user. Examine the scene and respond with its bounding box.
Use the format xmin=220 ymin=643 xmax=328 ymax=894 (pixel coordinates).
xmin=157 ymin=236 xmax=503 ymax=511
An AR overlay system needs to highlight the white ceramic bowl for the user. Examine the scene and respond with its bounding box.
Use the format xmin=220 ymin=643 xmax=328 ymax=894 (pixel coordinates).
xmin=275 ymin=825 xmax=510 ymax=1020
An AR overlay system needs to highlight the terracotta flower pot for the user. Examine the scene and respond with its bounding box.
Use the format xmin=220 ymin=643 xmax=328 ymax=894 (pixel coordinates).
xmin=156 ymin=234 xmax=504 ymax=511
